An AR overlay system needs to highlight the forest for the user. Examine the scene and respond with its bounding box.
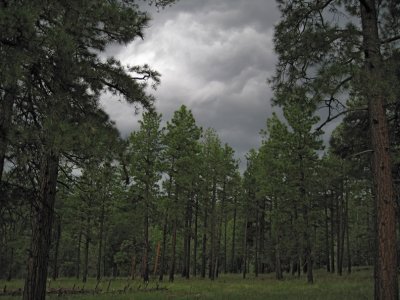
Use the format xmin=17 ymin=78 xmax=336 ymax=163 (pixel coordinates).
xmin=0 ymin=0 xmax=399 ymax=300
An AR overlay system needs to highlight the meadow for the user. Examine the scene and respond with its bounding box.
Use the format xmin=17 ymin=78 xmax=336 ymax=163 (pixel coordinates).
xmin=0 ymin=268 xmax=373 ymax=300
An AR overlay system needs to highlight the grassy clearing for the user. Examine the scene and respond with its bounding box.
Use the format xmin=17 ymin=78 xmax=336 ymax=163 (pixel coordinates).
xmin=0 ymin=268 xmax=373 ymax=300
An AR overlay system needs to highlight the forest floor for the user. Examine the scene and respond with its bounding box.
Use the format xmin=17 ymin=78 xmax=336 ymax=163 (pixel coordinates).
xmin=0 ymin=267 xmax=373 ymax=300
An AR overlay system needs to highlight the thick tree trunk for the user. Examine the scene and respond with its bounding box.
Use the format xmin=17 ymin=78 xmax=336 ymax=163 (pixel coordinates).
xmin=0 ymin=89 xmax=14 ymax=182
xmin=360 ymin=1 xmax=398 ymax=299
xmin=23 ymin=149 xmax=59 ymax=300
xmin=52 ymin=218 xmax=61 ymax=280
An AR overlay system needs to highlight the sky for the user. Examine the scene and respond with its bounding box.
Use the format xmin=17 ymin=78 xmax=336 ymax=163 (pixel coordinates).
xmin=100 ymin=0 xmax=326 ymax=168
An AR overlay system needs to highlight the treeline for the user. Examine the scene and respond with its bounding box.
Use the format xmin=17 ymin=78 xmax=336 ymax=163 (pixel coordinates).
xmin=2 ymin=99 xmax=398 ymax=286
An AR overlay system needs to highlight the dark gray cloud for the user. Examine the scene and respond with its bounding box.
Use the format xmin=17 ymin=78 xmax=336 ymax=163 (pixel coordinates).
xmin=101 ymin=0 xmax=282 ymax=169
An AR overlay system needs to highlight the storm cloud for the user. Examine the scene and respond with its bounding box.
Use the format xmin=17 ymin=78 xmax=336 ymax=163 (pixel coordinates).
xmin=101 ymin=0 xmax=281 ymax=167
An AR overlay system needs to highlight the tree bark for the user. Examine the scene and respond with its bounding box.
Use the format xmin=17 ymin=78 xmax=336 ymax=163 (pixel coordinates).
xmin=193 ymin=195 xmax=199 ymax=277
xmin=82 ymin=216 xmax=91 ymax=283
xmin=360 ymin=1 xmax=398 ymax=299
xmin=23 ymin=149 xmax=59 ymax=300
xmin=52 ymin=218 xmax=61 ymax=280
xmin=324 ymin=194 xmax=330 ymax=272
xmin=159 ymin=210 xmax=168 ymax=281
xmin=0 ymin=89 xmax=14 ymax=182
xmin=97 ymin=201 xmax=105 ymax=281
xmin=330 ymin=193 xmax=335 ymax=273
xmin=201 ymin=196 xmax=208 ymax=278
xmin=209 ymin=178 xmax=217 ymax=280
xmin=230 ymin=197 xmax=237 ymax=273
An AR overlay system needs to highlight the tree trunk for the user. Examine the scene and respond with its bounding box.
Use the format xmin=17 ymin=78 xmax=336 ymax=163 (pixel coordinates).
xmin=209 ymin=178 xmax=217 ymax=280
xmin=345 ymin=187 xmax=351 ymax=274
xmin=330 ymin=193 xmax=335 ymax=273
xmin=76 ymin=228 xmax=82 ymax=279
xmin=23 ymin=149 xmax=59 ymax=300
xmin=97 ymin=201 xmax=105 ymax=281
xmin=360 ymin=2 xmax=398 ymax=299
xmin=193 ymin=195 xmax=199 ymax=277
xmin=224 ymin=212 xmax=228 ymax=273
xmin=275 ymin=234 xmax=283 ymax=280
xmin=201 ymin=197 xmax=208 ymax=278
xmin=7 ymin=247 xmax=14 ymax=281
xmin=83 ymin=216 xmax=91 ymax=283
xmin=159 ymin=210 xmax=168 ymax=281
xmin=52 ymin=218 xmax=61 ymax=280
xmin=230 ymin=197 xmax=237 ymax=273
xmin=186 ymin=194 xmax=193 ymax=279
xmin=324 ymin=195 xmax=330 ymax=272
xmin=243 ymin=208 xmax=249 ymax=279
xmin=169 ymin=217 xmax=177 ymax=282
xmin=142 ymin=190 xmax=150 ymax=283
xmin=0 ymin=89 xmax=14 ymax=182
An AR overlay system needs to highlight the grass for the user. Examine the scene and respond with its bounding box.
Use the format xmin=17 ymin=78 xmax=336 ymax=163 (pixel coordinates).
xmin=0 ymin=268 xmax=373 ymax=300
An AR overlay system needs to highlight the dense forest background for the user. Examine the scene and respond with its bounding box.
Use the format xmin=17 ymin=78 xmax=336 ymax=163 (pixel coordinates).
xmin=0 ymin=0 xmax=399 ymax=300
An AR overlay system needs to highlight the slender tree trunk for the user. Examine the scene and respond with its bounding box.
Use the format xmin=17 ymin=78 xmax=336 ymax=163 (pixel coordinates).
xmin=324 ymin=195 xmax=330 ymax=272
xmin=159 ymin=210 xmax=168 ymax=281
xmin=193 ymin=196 xmax=198 ymax=277
xmin=209 ymin=179 xmax=217 ymax=280
xmin=345 ymin=187 xmax=351 ymax=274
xmin=360 ymin=2 xmax=398 ymax=299
xmin=186 ymin=193 xmax=193 ymax=279
xmin=275 ymin=233 xmax=283 ymax=280
xmin=169 ymin=217 xmax=177 ymax=282
xmin=7 ymin=247 xmax=14 ymax=281
xmin=52 ymin=218 xmax=61 ymax=280
xmin=255 ymin=208 xmax=259 ymax=277
xmin=230 ymin=197 xmax=237 ymax=273
xmin=23 ymin=149 xmax=59 ymax=300
xmin=169 ymin=187 xmax=179 ymax=282
xmin=330 ymin=193 xmax=335 ymax=273
xmin=243 ymin=215 xmax=248 ymax=279
xmin=83 ymin=216 xmax=91 ymax=283
xmin=97 ymin=201 xmax=105 ymax=281
xmin=337 ymin=192 xmax=343 ymax=276
xmin=201 ymin=197 xmax=208 ymax=278
xmin=224 ymin=212 xmax=228 ymax=273
xmin=76 ymin=228 xmax=82 ymax=279
xmin=299 ymin=156 xmax=313 ymax=284
xmin=143 ymin=189 xmax=150 ymax=283
xmin=259 ymin=198 xmax=266 ymax=274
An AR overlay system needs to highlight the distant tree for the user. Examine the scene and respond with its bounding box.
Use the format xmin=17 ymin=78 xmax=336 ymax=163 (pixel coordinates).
xmin=128 ymin=111 xmax=163 ymax=282
xmin=163 ymin=105 xmax=201 ymax=282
